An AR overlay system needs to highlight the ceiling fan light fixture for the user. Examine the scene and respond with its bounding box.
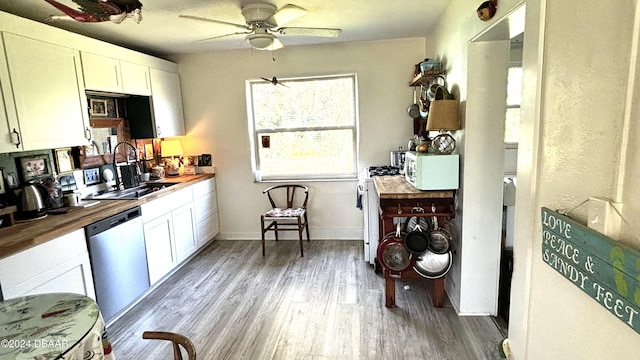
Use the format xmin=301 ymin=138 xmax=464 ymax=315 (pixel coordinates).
xmin=246 ymin=33 xmax=276 ymax=50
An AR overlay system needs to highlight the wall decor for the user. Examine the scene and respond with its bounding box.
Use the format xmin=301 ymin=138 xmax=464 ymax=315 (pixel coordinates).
xmin=477 ymin=0 xmax=497 ymax=21
xmin=44 ymin=0 xmax=143 ymax=24
xmin=198 ymin=154 xmax=212 ymax=166
xmin=17 ymin=154 xmax=52 ymax=183
xmin=541 ymin=207 xmax=640 ymax=335
xmin=90 ymin=98 xmax=108 ymax=117
xmin=5 ymin=172 xmax=18 ymax=189
xmin=54 ymin=148 xmax=75 ymax=173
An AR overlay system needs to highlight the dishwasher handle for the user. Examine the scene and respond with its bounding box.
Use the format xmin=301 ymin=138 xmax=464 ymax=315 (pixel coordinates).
xmin=85 ymin=206 xmax=142 ymax=237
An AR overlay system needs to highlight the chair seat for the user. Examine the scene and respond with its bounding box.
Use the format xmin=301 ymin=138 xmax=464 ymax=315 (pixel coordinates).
xmin=264 ymin=207 xmax=305 ymax=218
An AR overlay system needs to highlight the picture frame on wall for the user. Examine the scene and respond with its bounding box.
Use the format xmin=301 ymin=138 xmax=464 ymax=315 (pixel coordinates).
xmin=6 ymin=172 xmax=18 ymax=189
xmin=90 ymin=98 xmax=108 ymax=117
xmin=17 ymin=154 xmax=52 ymax=183
xmin=54 ymin=147 xmax=75 ymax=173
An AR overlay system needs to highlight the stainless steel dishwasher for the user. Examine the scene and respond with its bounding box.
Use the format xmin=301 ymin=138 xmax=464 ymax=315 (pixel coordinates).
xmin=85 ymin=206 xmax=150 ymax=323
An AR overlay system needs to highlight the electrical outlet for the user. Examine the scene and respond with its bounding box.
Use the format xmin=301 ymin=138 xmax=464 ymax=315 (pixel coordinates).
xmin=587 ymin=197 xmax=623 ymax=238
xmin=84 ymin=168 xmax=100 ymax=185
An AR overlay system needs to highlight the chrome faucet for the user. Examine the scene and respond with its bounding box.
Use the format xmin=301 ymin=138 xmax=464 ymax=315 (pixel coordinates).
xmin=112 ymin=141 xmax=139 ymax=191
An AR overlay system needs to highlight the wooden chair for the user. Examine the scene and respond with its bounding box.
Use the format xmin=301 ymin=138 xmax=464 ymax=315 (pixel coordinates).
xmin=142 ymin=331 xmax=196 ymax=360
xmin=261 ymin=185 xmax=310 ymax=257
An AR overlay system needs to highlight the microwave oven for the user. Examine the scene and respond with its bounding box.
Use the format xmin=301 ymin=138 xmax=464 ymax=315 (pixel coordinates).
xmin=404 ymin=152 xmax=459 ymax=190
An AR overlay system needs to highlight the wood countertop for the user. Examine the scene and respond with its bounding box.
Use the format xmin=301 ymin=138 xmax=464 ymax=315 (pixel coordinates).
xmin=373 ymin=176 xmax=454 ymax=199
xmin=0 ymin=174 xmax=215 ymax=259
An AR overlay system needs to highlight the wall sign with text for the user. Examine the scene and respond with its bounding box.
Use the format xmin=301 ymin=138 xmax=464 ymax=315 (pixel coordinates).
xmin=541 ymin=207 xmax=640 ymax=335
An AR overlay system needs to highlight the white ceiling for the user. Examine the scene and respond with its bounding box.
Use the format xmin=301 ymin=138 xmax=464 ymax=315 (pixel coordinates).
xmin=0 ymin=0 xmax=452 ymax=58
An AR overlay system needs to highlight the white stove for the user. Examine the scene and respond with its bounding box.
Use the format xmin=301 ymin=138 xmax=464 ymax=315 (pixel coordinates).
xmin=357 ymin=166 xmax=402 ymax=266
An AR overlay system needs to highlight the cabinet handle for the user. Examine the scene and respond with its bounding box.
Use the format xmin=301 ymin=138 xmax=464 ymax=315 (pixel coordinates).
xmin=145 ymin=72 xmax=149 ymax=91
xmin=115 ymin=65 xmax=119 ymax=86
xmin=156 ymin=126 xmax=161 ymax=136
xmin=11 ymin=128 xmax=20 ymax=148
xmin=85 ymin=127 xmax=92 ymax=141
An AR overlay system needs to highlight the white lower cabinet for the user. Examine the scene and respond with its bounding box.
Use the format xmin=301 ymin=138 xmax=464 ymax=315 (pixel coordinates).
xmin=141 ymin=187 xmax=196 ymax=285
xmin=173 ymin=203 xmax=198 ymax=262
xmin=193 ymin=177 xmax=220 ymax=248
xmin=143 ymin=213 xmax=176 ymax=285
xmin=0 ymin=229 xmax=96 ymax=300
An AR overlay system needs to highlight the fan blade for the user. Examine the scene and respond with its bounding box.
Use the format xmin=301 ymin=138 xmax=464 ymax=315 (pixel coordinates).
xmin=269 ymin=4 xmax=306 ymax=26
xmin=271 ymin=38 xmax=284 ymax=50
xmin=277 ymin=27 xmax=341 ymax=38
xmin=179 ymin=15 xmax=251 ymax=31
xmin=198 ymin=31 xmax=252 ymax=42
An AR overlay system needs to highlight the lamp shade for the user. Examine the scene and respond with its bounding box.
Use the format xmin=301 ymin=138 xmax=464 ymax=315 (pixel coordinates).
xmin=161 ymin=140 xmax=183 ymax=157
xmin=426 ymin=99 xmax=460 ymax=131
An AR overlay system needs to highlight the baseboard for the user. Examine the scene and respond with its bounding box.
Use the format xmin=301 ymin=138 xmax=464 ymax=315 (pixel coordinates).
xmin=217 ymin=227 xmax=363 ymax=240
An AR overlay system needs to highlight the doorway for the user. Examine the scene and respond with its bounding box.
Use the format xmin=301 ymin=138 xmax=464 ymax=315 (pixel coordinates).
xmin=462 ymin=5 xmax=525 ymax=325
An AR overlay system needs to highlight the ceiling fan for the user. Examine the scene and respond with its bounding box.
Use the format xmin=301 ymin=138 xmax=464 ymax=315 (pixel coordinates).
xmin=179 ymin=3 xmax=342 ymax=50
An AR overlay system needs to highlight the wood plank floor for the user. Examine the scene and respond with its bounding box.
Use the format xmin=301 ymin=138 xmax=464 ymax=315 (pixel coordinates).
xmin=109 ymin=240 xmax=505 ymax=360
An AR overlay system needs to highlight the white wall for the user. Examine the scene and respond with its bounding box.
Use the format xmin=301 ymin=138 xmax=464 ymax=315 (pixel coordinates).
xmin=174 ymin=38 xmax=426 ymax=240
xmin=426 ymin=0 xmax=525 ymax=315
xmin=431 ymin=0 xmax=640 ymax=358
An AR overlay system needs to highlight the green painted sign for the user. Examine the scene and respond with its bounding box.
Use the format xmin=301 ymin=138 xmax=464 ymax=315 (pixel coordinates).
xmin=541 ymin=207 xmax=640 ymax=335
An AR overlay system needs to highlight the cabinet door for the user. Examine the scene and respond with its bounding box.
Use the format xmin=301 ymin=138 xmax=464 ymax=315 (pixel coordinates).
xmin=121 ymin=61 xmax=151 ymax=95
xmin=0 ymin=229 xmax=96 ymax=300
xmin=173 ymin=203 xmax=197 ymax=262
xmin=81 ymin=52 xmax=122 ymax=93
xmin=143 ymin=213 xmax=177 ymax=285
xmin=149 ymin=68 xmax=185 ymax=137
xmin=3 ymin=33 xmax=90 ymax=150
xmin=0 ymin=40 xmax=20 ymax=152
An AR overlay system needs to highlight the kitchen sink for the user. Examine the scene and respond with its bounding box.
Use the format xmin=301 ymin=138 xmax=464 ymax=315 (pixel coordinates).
xmin=85 ymin=182 xmax=179 ymax=200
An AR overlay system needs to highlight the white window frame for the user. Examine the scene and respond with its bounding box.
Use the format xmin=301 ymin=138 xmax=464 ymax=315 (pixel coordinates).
xmin=246 ymin=74 xmax=359 ymax=182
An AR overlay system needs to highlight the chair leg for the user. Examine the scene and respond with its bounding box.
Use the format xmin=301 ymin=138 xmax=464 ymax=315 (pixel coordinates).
xmin=271 ymin=221 xmax=277 ymax=241
xmin=298 ymin=219 xmax=304 ymax=257
xmin=304 ymin=213 xmax=310 ymax=241
xmin=261 ymin=216 xmax=266 ymax=256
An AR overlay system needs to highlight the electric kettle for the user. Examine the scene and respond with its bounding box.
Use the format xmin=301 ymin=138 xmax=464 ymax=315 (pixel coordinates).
xmin=16 ymin=184 xmax=46 ymax=219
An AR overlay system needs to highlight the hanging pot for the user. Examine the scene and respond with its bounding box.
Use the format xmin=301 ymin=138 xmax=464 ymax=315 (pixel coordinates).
xmin=408 ymin=88 xmax=421 ymax=119
xmin=419 ymin=86 xmax=429 ymax=118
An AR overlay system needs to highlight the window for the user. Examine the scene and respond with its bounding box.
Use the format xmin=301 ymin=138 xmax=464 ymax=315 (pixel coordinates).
xmin=247 ymin=74 xmax=358 ymax=181
xmin=505 ymin=66 xmax=522 ymax=143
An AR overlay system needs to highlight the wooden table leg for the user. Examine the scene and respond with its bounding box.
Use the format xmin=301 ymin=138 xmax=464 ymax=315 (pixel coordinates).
xmin=385 ymin=275 xmax=396 ymax=308
xmin=432 ymin=277 xmax=445 ymax=308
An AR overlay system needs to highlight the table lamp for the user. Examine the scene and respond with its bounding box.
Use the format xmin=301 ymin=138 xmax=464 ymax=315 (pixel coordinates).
xmin=161 ymin=139 xmax=183 ymax=176
xmin=426 ymin=99 xmax=460 ymax=154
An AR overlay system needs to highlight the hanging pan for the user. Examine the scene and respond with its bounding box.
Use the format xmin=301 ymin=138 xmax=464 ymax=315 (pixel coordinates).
xmin=377 ymin=223 xmax=411 ymax=273
xmin=404 ymin=206 xmax=431 ymax=254
xmin=427 ymin=205 xmax=455 ymax=254
xmin=413 ymin=250 xmax=452 ymax=279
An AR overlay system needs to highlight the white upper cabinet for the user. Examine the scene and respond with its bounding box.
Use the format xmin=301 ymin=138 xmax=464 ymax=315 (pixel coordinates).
xmin=121 ymin=61 xmax=151 ymax=96
xmin=0 ymin=36 xmax=21 ymax=153
xmin=82 ymin=53 xmax=151 ymax=96
xmin=81 ymin=52 xmax=122 ymax=93
xmin=149 ymin=68 xmax=185 ymax=137
xmin=2 ymin=33 xmax=90 ymax=151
